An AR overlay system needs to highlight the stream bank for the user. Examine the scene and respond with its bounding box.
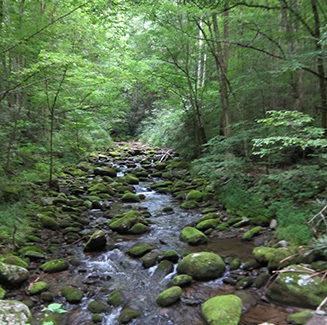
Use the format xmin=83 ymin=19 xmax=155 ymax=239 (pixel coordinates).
xmin=0 ymin=142 xmax=326 ymax=325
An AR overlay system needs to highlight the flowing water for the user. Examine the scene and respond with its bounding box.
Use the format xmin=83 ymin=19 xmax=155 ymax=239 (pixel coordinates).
xmin=31 ymin=157 xmax=298 ymax=324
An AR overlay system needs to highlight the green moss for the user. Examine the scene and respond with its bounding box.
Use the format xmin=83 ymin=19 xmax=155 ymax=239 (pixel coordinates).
xmin=287 ymin=310 xmax=314 ymax=324
xmin=170 ymin=274 xmax=192 ymax=287
xmin=61 ymin=286 xmax=83 ymax=303
xmin=156 ymin=286 xmax=182 ymax=307
xmin=92 ymin=313 xmax=102 ymax=323
xmin=129 ymin=223 xmax=149 ymax=234
xmin=87 ymin=300 xmax=109 ymax=313
xmin=162 ymin=250 xmax=179 ymax=263
xmin=28 ymin=281 xmax=49 ymax=295
xmin=196 ymin=219 xmax=219 ymax=231
xmin=180 ymin=227 xmax=207 ymax=245
xmin=230 ymin=258 xmax=241 ymax=270
xmin=150 ymin=181 xmax=173 ymax=189
xmin=41 ymin=258 xmax=69 ymax=273
xmin=40 ymin=215 xmax=59 ymax=230
xmin=201 ymin=295 xmax=242 ymax=325
xmin=187 ymin=190 xmax=204 ymax=202
xmin=3 ymin=255 xmax=28 ymax=269
xmin=122 ymin=192 xmax=141 ymax=203
xmin=181 ymin=200 xmax=199 ymax=209
xmin=107 ymin=290 xmax=125 ymax=306
xmin=242 ymin=226 xmax=261 ymax=240
xmin=121 ymin=174 xmax=139 ymax=185
xmin=0 ymin=285 xmax=5 ymax=298
xmin=127 ymin=243 xmax=156 ymax=257
xmin=118 ymin=308 xmax=141 ymax=324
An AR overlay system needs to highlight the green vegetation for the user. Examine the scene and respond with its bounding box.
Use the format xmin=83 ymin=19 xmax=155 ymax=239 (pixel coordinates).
xmin=0 ymin=0 xmax=326 ymax=248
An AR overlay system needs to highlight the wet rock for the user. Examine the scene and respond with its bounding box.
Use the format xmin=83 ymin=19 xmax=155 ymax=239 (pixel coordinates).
xmin=40 ymin=214 xmax=59 ymax=230
xmin=141 ymin=250 xmax=161 ymax=268
xmin=150 ymin=181 xmax=172 ymax=189
xmin=28 ymin=281 xmax=49 ymax=295
xmin=0 ymin=300 xmax=32 ymax=324
xmin=41 ymin=258 xmax=69 ymax=273
xmin=122 ymin=192 xmax=141 ymax=203
xmin=0 ymin=261 xmax=29 ymax=285
xmin=235 ymin=291 xmax=257 ymax=312
xmin=170 ymin=274 xmax=192 ymax=287
xmin=84 ymin=230 xmax=106 ymax=252
xmin=242 ymin=226 xmax=261 ymax=241
xmin=287 ymin=310 xmax=314 ymax=324
xmin=61 ymin=286 xmax=83 ymax=303
xmin=162 ymin=250 xmax=179 ymax=263
xmin=92 ymin=313 xmax=102 ymax=323
xmin=177 ymin=252 xmax=225 ymax=281
xmin=201 ymin=294 xmax=242 ymax=325
xmin=243 ymin=259 xmax=260 ymax=271
xmin=88 ymin=300 xmax=109 ymax=313
xmin=181 ymin=200 xmax=199 ymax=209
xmin=118 ymin=307 xmax=141 ymax=324
xmin=127 ymin=243 xmax=157 ymax=258
xmin=162 ymin=206 xmax=174 ymax=213
xmin=109 ymin=211 xmax=146 ymax=234
xmin=40 ymin=291 xmax=54 ymax=302
xmin=107 ymin=290 xmax=125 ymax=306
xmin=121 ymin=174 xmax=139 ymax=185
xmin=229 ymin=258 xmax=241 ymax=271
xmin=236 ymin=276 xmax=253 ymax=290
xmin=266 ymin=264 xmax=327 ymax=308
xmin=94 ymin=166 xmax=117 ymax=177
xmin=254 ymin=272 xmax=270 ymax=288
xmin=156 ymin=286 xmax=182 ymax=307
xmin=129 ymin=223 xmax=149 ymax=234
xmin=187 ymin=190 xmax=204 ymax=202
xmin=180 ymin=227 xmax=207 ymax=245
xmin=154 ymin=260 xmax=174 ymax=277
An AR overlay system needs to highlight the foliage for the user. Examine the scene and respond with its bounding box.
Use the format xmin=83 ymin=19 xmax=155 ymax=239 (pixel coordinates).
xmin=310 ymin=235 xmax=327 ymax=257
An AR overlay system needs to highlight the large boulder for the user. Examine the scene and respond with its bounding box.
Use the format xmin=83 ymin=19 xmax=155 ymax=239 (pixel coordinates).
xmin=127 ymin=243 xmax=157 ymax=258
xmin=41 ymin=259 xmax=69 ymax=273
xmin=266 ymin=265 xmax=327 ymax=308
xmin=0 ymin=261 xmax=29 ymax=285
xmin=84 ymin=230 xmax=106 ymax=252
xmin=0 ymin=300 xmax=32 ymax=324
xmin=177 ymin=252 xmax=225 ymax=281
xmin=180 ymin=227 xmax=207 ymax=245
xmin=187 ymin=190 xmax=204 ymax=202
xmin=121 ymin=192 xmax=141 ymax=203
xmin=109 ymin=211 xmax=147 ymax=234
xmin=201 ymin=294 xmax=242 ymax=325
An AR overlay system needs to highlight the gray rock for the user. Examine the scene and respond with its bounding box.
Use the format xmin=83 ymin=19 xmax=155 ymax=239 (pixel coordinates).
xmin=0 ymin=261 xmax=29 ymax=285
xmin=0 ymin=300 xmax=32 ymax=324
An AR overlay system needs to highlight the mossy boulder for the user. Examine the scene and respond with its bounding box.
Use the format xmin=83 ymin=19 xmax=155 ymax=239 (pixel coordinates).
xmin=170 ymin=274 xmax=192 ymax=287
xmin=156 ymin=286 xmax=182 ymax=307
xmin=107 ymin=290 xmax=125 ymax=306
xmin=41 ymin=258 xmax=69 ymax=273
xmin=40 ymin=215 xmax=59 ymax=230
xmin=3 ymin=255 xmax=28 ymax=269
xmin=266 ymin=265 xmax=327 ymax=308
xmin=94 ymin=167 xmax=117 ymax=177
xmin=180 ymin=227 xmax=207 ymax=245
xmin=61 ymin=286 xmax=83 ymax=303
xmin=88 ymin=183 xmax=114 ymax=195
xmin=88 ymin=300 xmax=109 ymax=313
xmin=242 ymin=226 xmax=261 ymax=240
xmin=0 ymin=300 xmax=32 ymax=324
xmin=150 ymin=181 xmax=173 ymax=189
xmin=253 ymin=246 xmax=294 ymax=270
xmin=118 ymin=307 xmax=141 ymax=324
xmin=127 ymin=243 xmax=157 ymax=258
xmin=196 ymin=219 xmax=219 ymax=232
xmin=177 ymin=252 xmax=225 ymax=281
xmin=84 ymin=230 xmax=106 ymax=252
xmin=187 ymin=190 xmax=204 ymax=202
xmin=141 ymin=250 xmax=161 ymax=268
xmin=92 ymin=313 xmax=102 ymax=323
xmin=229 ymin=258 xmax=241 ymax=271
xmin=181 ymin=200 xmax=199 ymax=209
xmin=109 ymin=212 xmax=146 ymax=234
xmin=129 ymin=223 xmax=149 ymax=234
xmin=122 ymin=192 xmax=141 ymax=203
xmin=162 ymin=250 xmax=179 ymax=263
xmin=287 ymin=310 xmax=314 ymax=324
xmin=201 ymin=294 xmax=242 ymax=325
xmin=28 ymin=281 xmax=49 ymax=295
xmin=122 ymin=174 xmax=139 ymax=185
xmin=0 ymin=261 xmax=29 ymax=285
xmin=154 ymin=260 xmax=174 ymax=278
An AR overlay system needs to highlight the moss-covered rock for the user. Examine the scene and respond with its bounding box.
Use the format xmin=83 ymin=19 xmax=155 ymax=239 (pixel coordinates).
xmin=109 ymin=212 xmax=146 ymax=234
xmin=40 ymin=215 xmax=59 ymax=230
xmin=122 ymin=174 xmax=139 ymax=185
xmin=28 ymin=281 xmax=49 ymax=295
xmin=107 ymin=290 xmax=125 ymax=306
xmin=0 ymin=261 xmax=29 ymax=285
xmin=150 ymin=181 xmax=172 ymax=189
xmin=196 ymin=219 xmax=219 ymax=232
xmin=287 ymin=310 xmax=314 ymax=324
xmin=170 ymin=274 xmax=192 ymax=287
xmin=154 ymin=260 xmax=174 ymax=277
xmin=84 ymin=230 xmax=106 ymax=252
xmin=122 ymin=192 xmax=141 ymax=203
xmin=187 ymin=190 xmax=204 ymax=202
xmin=0 ymin=300 xmax=32 ymax=324
xmin=156 ymin=286 xmax=182 ymax=307
xmin=229 ymin=258 xmax=241 ymax=271
xmin=266 ymin=265 xmax=327 ymax=308
xmin=3 ymin=255 xmax=28 ymax=269
xmin=118 ymin=307 xmax=141 ymax=324
xmin=0 ymin=285 xmax=6 ymax=298
xmin=242 ymin=226 xmax=261 ymax=240
xmin=127 ymin=243 xmax=157 ymax=258
xmin=253 ymin=246 xmax=294 ymax=270
xmin=92 ymin=313 xmax=102 ymax=323
xmin=201 ymin=294 xmax=242 ymax=325
xmin=141 ymin=250 xmax=161 ymax=268
xmin=181 ymin=200 xmax=199 ymax=209
xmin=162 ymin=250 xmax=179 ymax=263
xmin=2 ymin=185 xmax=25 ymax=201
xmin=88 ymin=300 xmax=109 ymax=313
xmin=94 ymin=167 xmax=117 ymax=177
xmin=61 ymin=286 xmax=83 ymax=303
xmin=41 ymin=258 xmax=69 ymax=273
xmin=180 ymin=227 xmax=207 ymax=245
xmin=129 ymin=223 xmax=149 ymax=234
xmin=177 ymin=252 xmax=225 ymax=281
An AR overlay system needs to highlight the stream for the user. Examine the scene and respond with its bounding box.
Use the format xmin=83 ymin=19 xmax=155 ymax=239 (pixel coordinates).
xmin=29 ymin=149 xmax=299 ymax=325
